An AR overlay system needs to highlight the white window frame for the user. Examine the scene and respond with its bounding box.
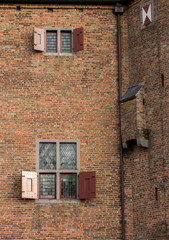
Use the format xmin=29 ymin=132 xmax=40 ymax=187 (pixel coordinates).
xmin=36 ymin=139 xmax=80 ymax=202
xmin=44 ymin=28 xmax=74 ymax=56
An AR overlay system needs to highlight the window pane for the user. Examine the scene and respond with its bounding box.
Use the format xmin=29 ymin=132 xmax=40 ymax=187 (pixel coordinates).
xmin=60 ymin=143 xmax=77 ymax=169
xmin=40 ymin=174 xmax=56 ymax=199
xmin=47 ymin=32 xmax=57 ymax=52
xmin=61 ymin=32 xmax=71 ymax=53
xmin=61 ymin=174 xmax=76 ymax=199
xmin=39 ymin=142 xmax=56 ymax=169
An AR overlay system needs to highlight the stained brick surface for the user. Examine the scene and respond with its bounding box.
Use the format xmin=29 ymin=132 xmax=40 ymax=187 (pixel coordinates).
xmin=123 ymin=0 xmax=169 ymax=239
xmin=0 ymin=0 xmax=168 ymax=239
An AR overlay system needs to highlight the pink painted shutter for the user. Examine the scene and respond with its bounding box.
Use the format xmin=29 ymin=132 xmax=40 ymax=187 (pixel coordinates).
xmin=34 ymin=27 xmax=44 ymax=51
xmin=22 ymin=171 xmax=37 ymax=199
xmin=79 ymin=172 xmax=96 ymax=199
xmin=73 ymin=27 xmax=84 ymax=52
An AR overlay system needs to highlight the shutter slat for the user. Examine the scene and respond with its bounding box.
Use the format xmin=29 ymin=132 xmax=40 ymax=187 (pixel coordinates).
xmin=90 ymin=173 xmax=96 ymax=198
xmin=22 ymin=175 xmax=26 ymax=192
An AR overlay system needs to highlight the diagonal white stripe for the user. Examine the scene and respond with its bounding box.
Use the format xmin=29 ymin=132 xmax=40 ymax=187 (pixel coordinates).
xmin=142 ymin=8 xmax=147 ymax=22
xmin=147 ymin=4 xmax=152 ymax=21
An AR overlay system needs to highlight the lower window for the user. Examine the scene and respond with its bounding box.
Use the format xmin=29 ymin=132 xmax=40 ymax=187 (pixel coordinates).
xmin=40 ymin=174 xmax=56 ymax=199
xmin=37 ymin=139 xmax=80 ymax=200
xmin=61 ymin=174 xmax=77 ymax=199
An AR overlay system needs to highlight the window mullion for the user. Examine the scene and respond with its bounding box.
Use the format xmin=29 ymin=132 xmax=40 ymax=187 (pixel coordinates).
xmin=77 ymin=140 xmax=80 ymax=170
xmin=58 ymin=30 xmax=61 ymax=54
xmin=57 ymin=141 xmax=60 ymax=170
xmin=56 ymin=172 xmax=60 ymax=200
xmin=56 ymin=141 xmax=60 ymax=200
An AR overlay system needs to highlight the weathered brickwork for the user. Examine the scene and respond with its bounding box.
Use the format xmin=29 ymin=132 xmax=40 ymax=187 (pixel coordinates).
xmin=123 ymin=0 xmax=169 ymax=239
xmin=0 ymin=3 xmax=124 ymax=240
xmin=0 ymin=0 xmax=168 ymax=239
xmin=121 ymin=86 xmax=147 ymax=144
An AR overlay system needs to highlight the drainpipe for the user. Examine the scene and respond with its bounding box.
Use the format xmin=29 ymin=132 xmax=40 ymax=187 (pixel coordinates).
xmin=114 ymin=4 xmax=125 ymax=240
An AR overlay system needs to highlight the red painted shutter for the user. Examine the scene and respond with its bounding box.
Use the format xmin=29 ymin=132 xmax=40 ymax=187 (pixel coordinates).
xmin=90 ymin=172 xmax=96 ymax=198
xmin=73 ymin=27 xmax=84 ymax=52
xmin=22 ymin=171 xmax=37 ymax=199
xmin=34 ymin=27 xmax=44 ymax=51
xmin=79 ymin=172 xmax=96 ymax=199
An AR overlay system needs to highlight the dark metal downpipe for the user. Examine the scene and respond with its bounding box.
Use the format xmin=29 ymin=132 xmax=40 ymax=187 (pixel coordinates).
xmin=114 ymin=4 xmax=125 ymax=240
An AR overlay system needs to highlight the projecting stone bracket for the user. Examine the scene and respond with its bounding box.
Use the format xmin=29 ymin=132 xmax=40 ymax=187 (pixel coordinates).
xmin=122 ymin=142 xmax=128 ymax=149
xmin=122 ymin=137 xmax=149 ymax=149
xmin=136 ymin=137 xmax=149 ymax=148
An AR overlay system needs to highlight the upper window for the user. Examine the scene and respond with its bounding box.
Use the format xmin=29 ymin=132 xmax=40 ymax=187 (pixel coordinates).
xmin=46 ymin=30 xmax=72 ymax=54
xmin=34 ymin=27 xmax=84 ymax=55
xmin=61 ymin=31 xmax=72 ymax=53
xmin=36 ymin=139 xmax=80 ymax=200
xmin=46 ymin=31 xmax=57 ymax=53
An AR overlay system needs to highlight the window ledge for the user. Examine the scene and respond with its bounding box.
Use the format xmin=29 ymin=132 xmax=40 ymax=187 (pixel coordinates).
xmin=35 ymin=199 xmax=81 ymax=204
xmin=44 ymin=52 xmax=74 ymax=56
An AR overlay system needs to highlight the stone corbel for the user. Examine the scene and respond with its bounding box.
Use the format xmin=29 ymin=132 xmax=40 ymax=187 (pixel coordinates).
xmin=137 ymin=137 xmax=149 ymax=148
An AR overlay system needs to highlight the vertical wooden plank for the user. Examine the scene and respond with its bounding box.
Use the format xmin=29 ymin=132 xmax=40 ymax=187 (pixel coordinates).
xmin=79 ymin=172 xmax=96 ymax=199
xmin=34 ymin=27 xmax=44 ymax=51
xmin=90 ymin=172 xmax=96 ymax=198
xmin=73 ymin=27 xmax=84 ymax=52
xmin=22 ymin=171 xmax=37 ymax=199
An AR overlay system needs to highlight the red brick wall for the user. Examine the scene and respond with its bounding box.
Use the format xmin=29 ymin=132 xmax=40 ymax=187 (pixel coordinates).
xmin=0 ymin=3 xmax=124 ymax=239
xmin=123 ymin=0 xmax=169 ymax=239
xmin=1 ymin=0 xmax=168 ymax=239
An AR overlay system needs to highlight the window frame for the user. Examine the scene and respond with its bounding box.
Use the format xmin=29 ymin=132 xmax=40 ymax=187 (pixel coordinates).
xmin=39 ymin=173 xmax=56 ymax=200
xmin=36 ymin=139 xmax=80 ymax=201
xmin=44 ymin=28 xmax=74 ymax=56
xmin=60 ymin=30 xmax=72 ymax=53
xmin=60 ymin=173 xmax=77 ymax=200
xmin=46 ymin=30 xmax=57 ymax=53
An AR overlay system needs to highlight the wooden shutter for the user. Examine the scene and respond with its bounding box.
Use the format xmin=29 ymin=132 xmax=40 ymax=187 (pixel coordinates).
xmin=22 ymin=171 xmax=37 ymax=199
xmin=73 ymin=27 xmax=84 ymax=52
xmin=79 ymin=172 xmax=96 ymax=199
xmin=34 ymin=27 xmax=44 ymax=51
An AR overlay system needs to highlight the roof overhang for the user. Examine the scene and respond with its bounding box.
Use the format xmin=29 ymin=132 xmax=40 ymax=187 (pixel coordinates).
xmin=0 ymin=0 xmax=130 ymax=5
xmin=120 ymin=82 xmax=144 ymax=103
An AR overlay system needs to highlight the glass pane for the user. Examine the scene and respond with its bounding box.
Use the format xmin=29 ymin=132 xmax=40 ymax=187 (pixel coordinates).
xmin=40 ymin=174 xmax=56 ymax=199
xmin=60 ymin=143 xmax=77 ymax=169
xmin=47 ymin=32 xmax=57 ymax=52
xmin=61 ymin=32 xmax=71 ymax=53
xmin=39 ymin=142 xmax=56 ymax=169
xmin=61 ymin=174 xmax=76 ymax=199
